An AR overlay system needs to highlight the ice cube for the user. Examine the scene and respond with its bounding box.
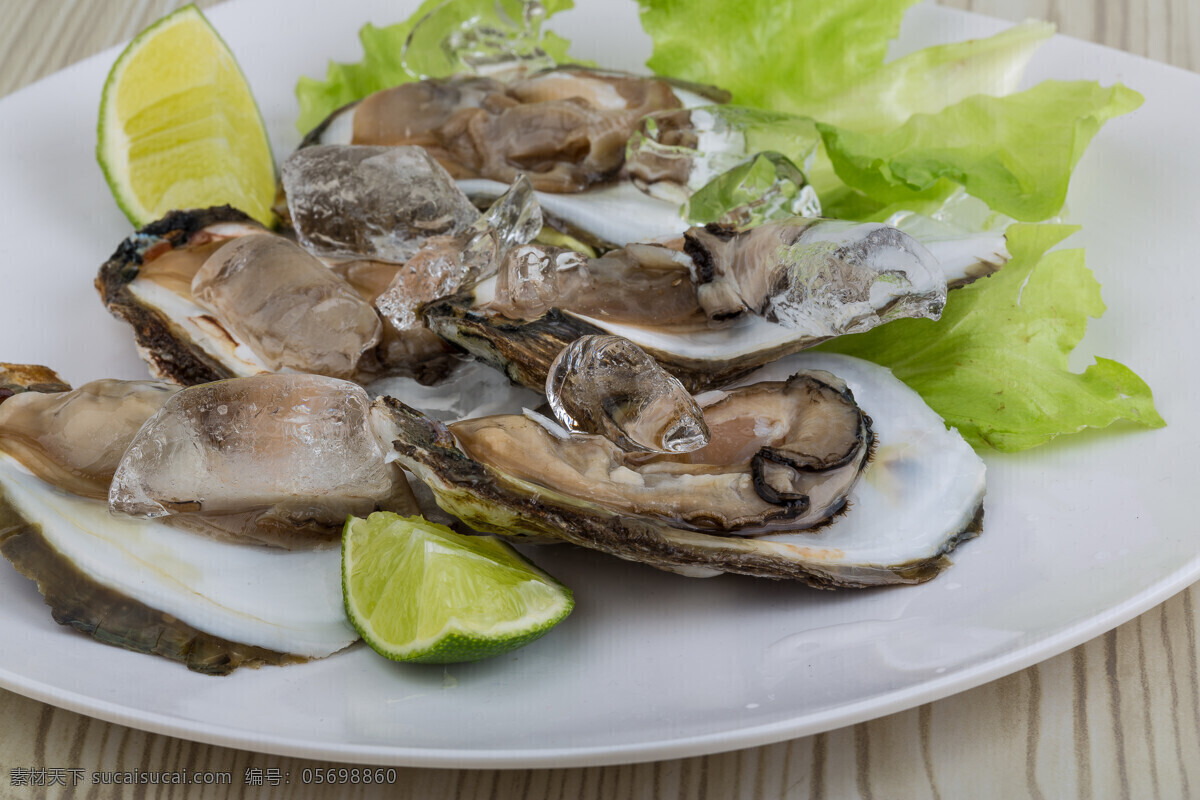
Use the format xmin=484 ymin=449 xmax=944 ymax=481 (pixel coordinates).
xmin=191 ymin=233 xmax=382 ymax=379
xmin=374 ymin=176 xmax=542 ymax=332
xmin=545 ymin=335 xmax=709 ymax=453
xmin=282 ymin=145 xmax=479 ymax=262
xmin=109 ymin=374 xmax=401 ymax=527
xmin=688 ymin=218 xmax=947 ymax=334
xmin=479 ymin=174 xmax=543 ymax=251
xmin=493 ymin=243 xmax=587 ymax=319
xmin=402 ymin=0 xmax=558 ymax=79
xmin=684 ymin=152 xmax=821 ymax=228
xmin=626 ymin=106 xmax=823 ymax=201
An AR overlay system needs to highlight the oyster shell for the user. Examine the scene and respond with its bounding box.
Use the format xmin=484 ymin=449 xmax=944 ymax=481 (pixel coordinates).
xmin=0 ymin=363 xmax=71 ymax=398
xmin=0 ymin=451 xmax=356 ymax=673
xmin=0 ymin=367 xmax=359 ymax=671
xmin=380 ymin=353 xmax=985 ymax=586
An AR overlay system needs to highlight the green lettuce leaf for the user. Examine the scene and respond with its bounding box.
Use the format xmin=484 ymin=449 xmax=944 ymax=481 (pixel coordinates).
xmin=295 ymin=0 xmax=577 ymax=134
xmin=802 ymin=22 xmax=1053 ymax=133
xmin=816 ymin=224 xmax=1165 ymax=451
xmin=818 ymin=80 xmax=1144 ymax=221
xmin=637 ymin=0 xmax=919 ymax=112
xmin=637 ymin=1 xmax=1051 ymax=130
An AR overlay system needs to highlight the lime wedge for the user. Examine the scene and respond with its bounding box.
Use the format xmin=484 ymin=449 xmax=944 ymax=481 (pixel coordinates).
xmin=96 ymin=4 xmax=276 ymax=227
xmin=342 ymin=513 xmax=574 ymax=664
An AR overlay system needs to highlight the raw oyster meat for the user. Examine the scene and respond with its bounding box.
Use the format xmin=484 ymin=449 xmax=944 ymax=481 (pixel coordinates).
xmin=306 ymin=68 xmax=700 ymax=192
xmin=0 ymin=377 xmax=178 ymax=498
xmin=451 ymin=369 xmax=871 ymax=533
xmin=684 ymin=217 xmax=946 ymax=330
xmin=490 ymin=240 xmax=699 ymax=324
xmin=380 ymin=352 xmax=985 ymax=586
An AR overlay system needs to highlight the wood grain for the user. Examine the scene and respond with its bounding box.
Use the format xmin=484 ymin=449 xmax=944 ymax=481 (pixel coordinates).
xmin=0 ymin=1 xmax=1196 ymax=798
xmin=936 ymin=0 xmax=1199 ymax=71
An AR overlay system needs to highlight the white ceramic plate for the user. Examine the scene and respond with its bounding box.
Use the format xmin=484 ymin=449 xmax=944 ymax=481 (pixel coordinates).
xmin=0 ymin=0 xmax=1194 ymax=769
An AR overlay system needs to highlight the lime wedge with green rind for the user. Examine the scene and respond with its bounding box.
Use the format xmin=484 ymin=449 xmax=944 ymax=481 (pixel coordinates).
xmin=343 ymin=512 xmax=574 ymax=664
xmin=97 ymin=4 xmax=276 ymax=227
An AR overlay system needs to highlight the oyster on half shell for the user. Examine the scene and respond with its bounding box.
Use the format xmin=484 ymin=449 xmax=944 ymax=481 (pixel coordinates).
xmin=380 ymin=353 xmax=986 ymax=587
xmin=95 ymin=206 xmax=459 ymax=387
xmin=425 ymin=216 xmax=948 ymax=393
xmin=0 ymin=367 xmax=359 ymax=672
xmin=95 ymin=206 xmax=275 ymax=386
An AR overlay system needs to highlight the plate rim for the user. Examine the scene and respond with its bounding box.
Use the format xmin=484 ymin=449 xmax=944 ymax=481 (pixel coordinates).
xmin=0 ymin=0 xmax=1194 ymax=769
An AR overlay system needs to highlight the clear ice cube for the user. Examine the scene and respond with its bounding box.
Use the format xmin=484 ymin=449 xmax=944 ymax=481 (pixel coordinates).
xmin=689 ymin=219 xmax=948 ymax=335
xmin=684 ymin=152 xmax=822 ymax=227
xmin=494 ymin=243 xmax=588 ymax=319
xmin=109 ymin=374 xmax=399 ymax=526
xmin=282 ymin=145 xmax=480 ymax=262
xmin=625 ymin=105 xmax=823 ymax=203
xmin=479 ymin=174 xmax=543 ymax=251
xmin=402 ymin=0 xmax=559 ymax=79
xmin=374 ymin=175 xmax=542 ymax=332
xmin=191 ymin=233 xmax=382 ymax=379
xmin=545 ymin=335 xmax=709 ymax=454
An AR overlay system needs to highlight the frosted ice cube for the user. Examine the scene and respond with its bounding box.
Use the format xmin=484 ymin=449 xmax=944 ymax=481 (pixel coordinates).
xmin=110 ymin=374 xmax=399 ymax=527
xmin=282 ymin=145 xmax=479 ymax=262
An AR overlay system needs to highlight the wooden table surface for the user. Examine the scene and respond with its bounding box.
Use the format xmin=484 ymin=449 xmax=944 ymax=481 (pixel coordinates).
xmin=0 ymin=1 xmax=1196 ymax=798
